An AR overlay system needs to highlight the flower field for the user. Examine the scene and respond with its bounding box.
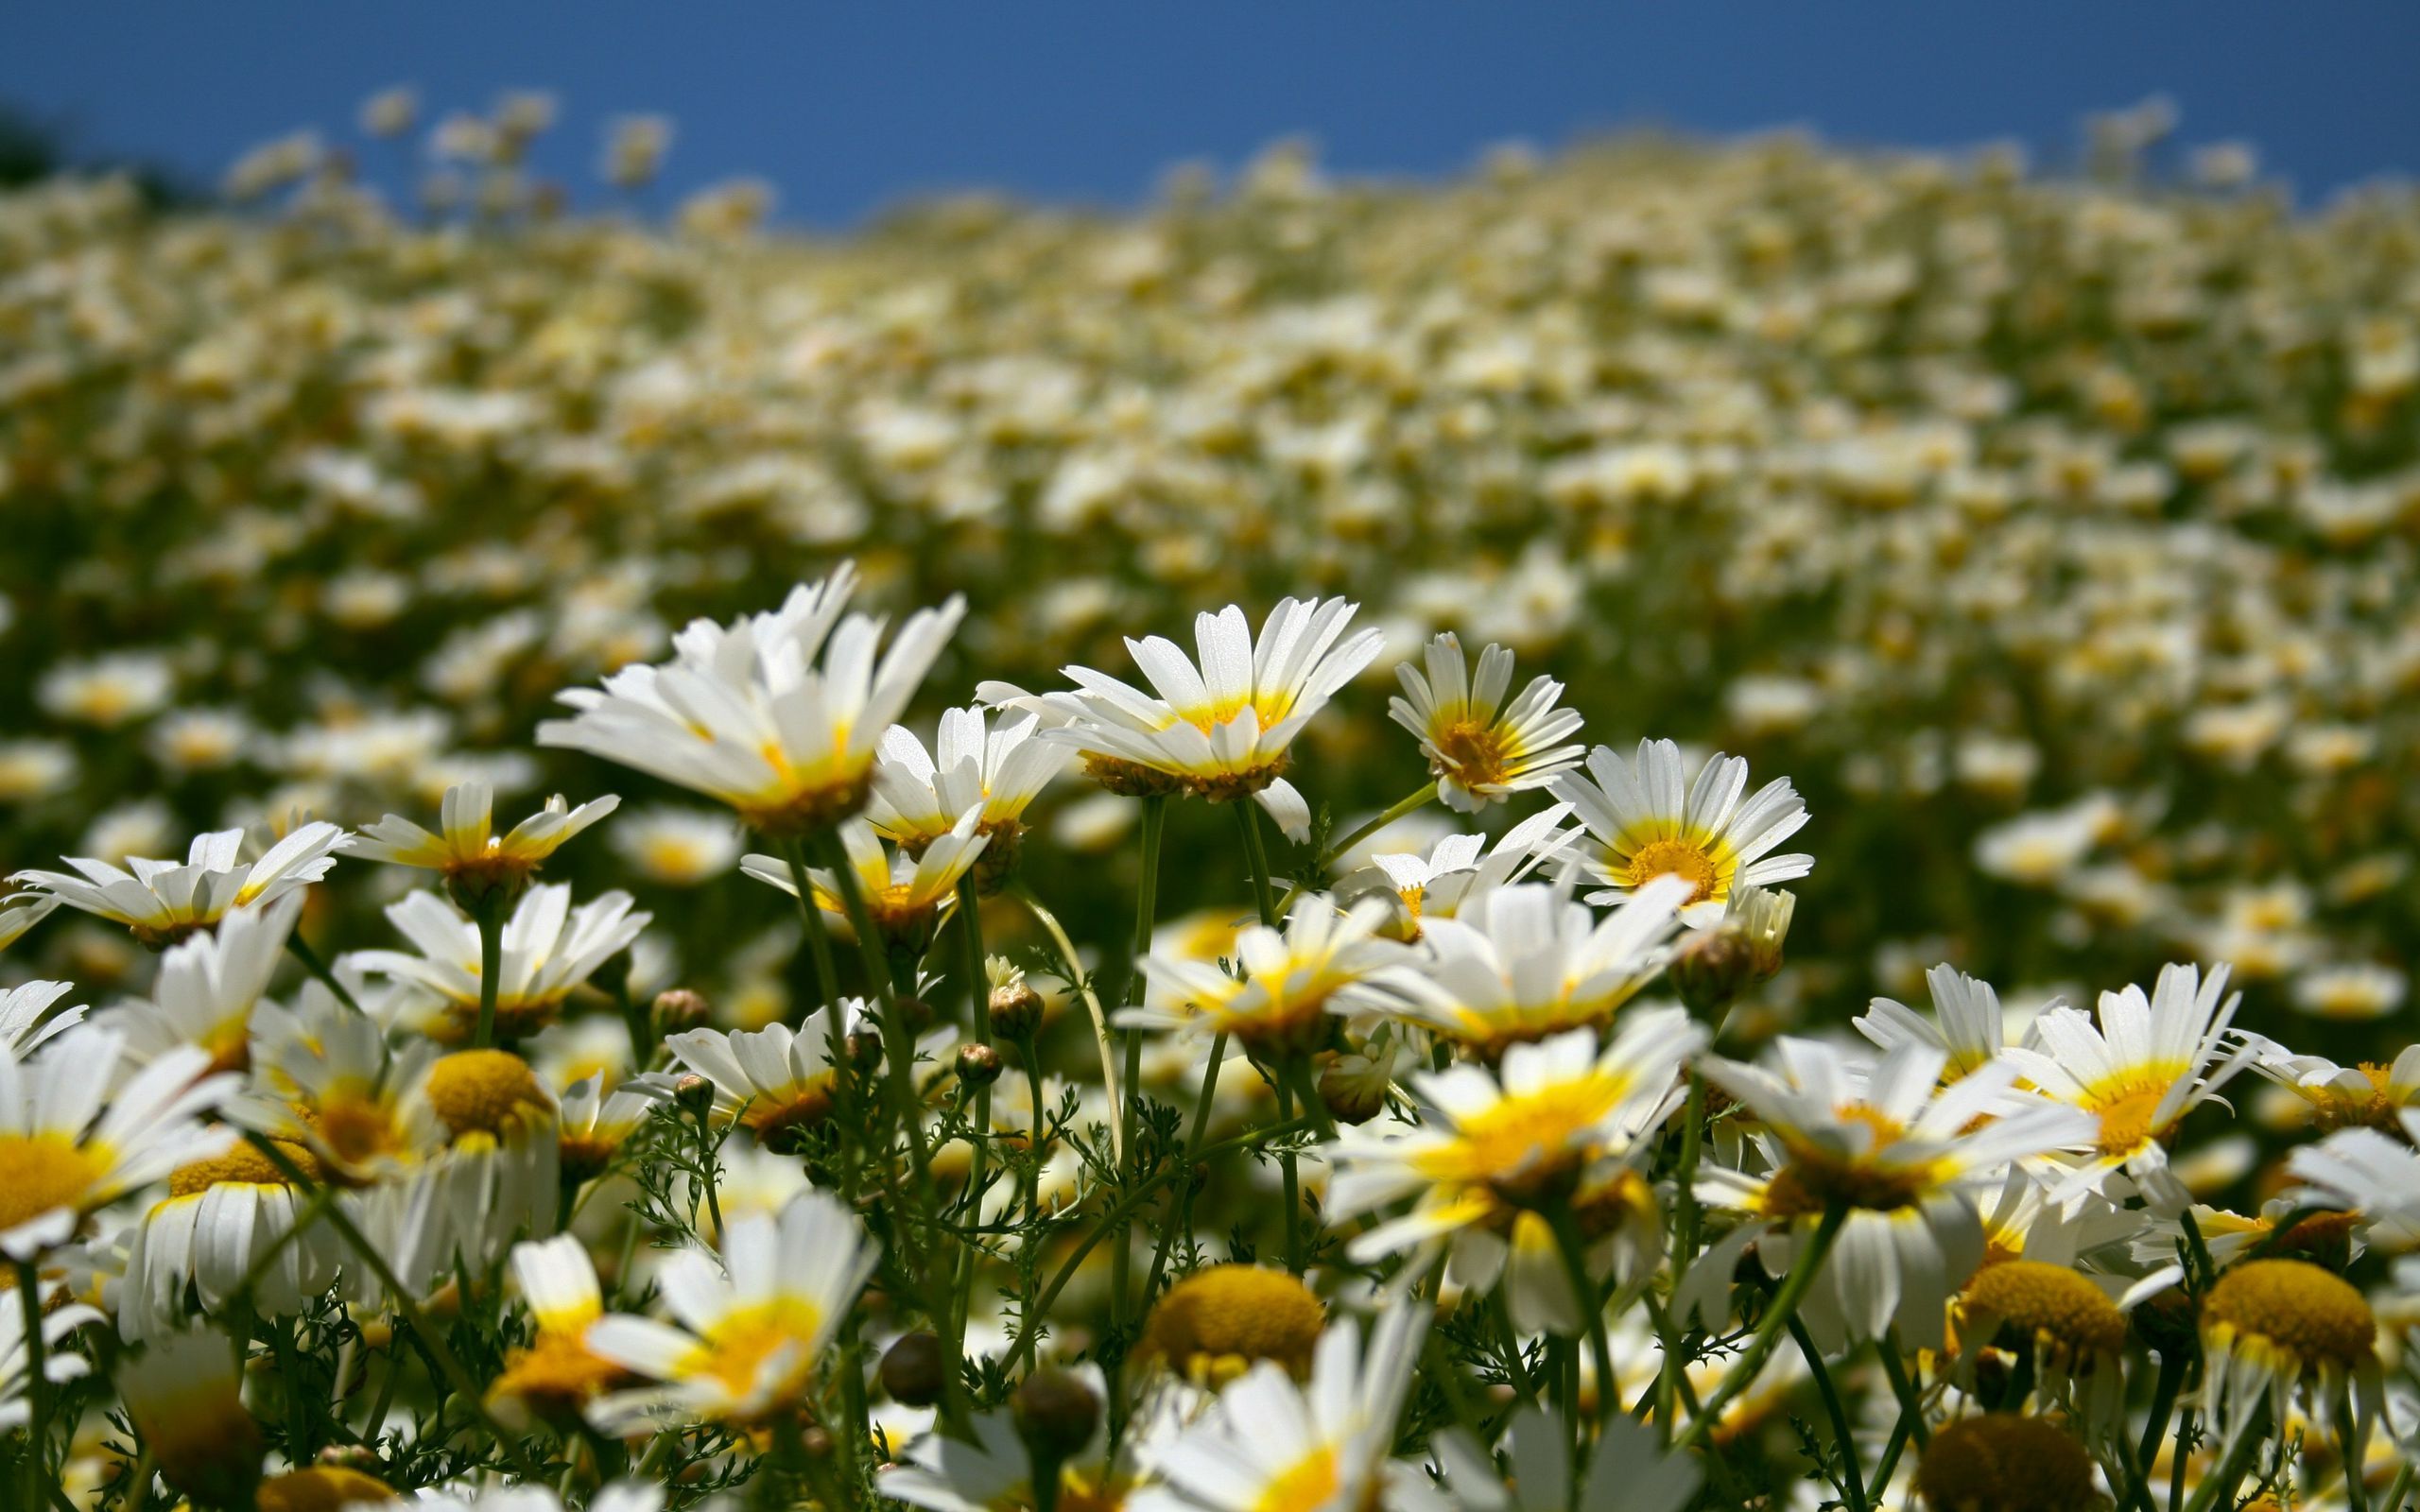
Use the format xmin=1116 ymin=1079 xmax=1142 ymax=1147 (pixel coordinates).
xmin=0 ymin=98 xmax=2416 ymax=1510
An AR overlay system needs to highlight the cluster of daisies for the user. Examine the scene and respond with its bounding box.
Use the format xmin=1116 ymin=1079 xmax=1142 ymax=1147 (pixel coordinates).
xmin=0 ymin=559 xmax=2411 ymax=1512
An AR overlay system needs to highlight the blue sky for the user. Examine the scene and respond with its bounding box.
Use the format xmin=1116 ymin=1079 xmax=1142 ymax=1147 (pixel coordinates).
xmin=7 ymin=3 xmax=2416 ymax=224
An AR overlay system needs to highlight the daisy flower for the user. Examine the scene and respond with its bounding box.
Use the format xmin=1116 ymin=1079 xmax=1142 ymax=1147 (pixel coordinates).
xmin=1387 ymin=632 xmax=1585 ymax=813
xmin=2240 ymin=1040 xmax=2420 ymax=1135
xmin=106 ymin=891 xmax=300 ymax=1075
xmin=1140 ymin=1263 xmax=1326 ymax=1387
xmin=409 ymin=1047 xmax=562 ymax=1270
xmin=1360 ymin=875 xmax=1689 ymax=1056
xmin=608 ymin=805 xmax=744 ymax=886
xmin=1131 ymin=1308 xmax=1427 ymax=1512
xmin=584 ymin=1188 xmax=879 ymax=1430
xmin=1326 ymin=1015 xmax=1700 ymax=1334
xmin=114 ymin=1328 xmax=263 ymax=1509
xmin=489 ymin=1233 xmax=629 ymax=1428
xmin=11 ymin=820 xmax=346 ymax=948
xmin=556 ymin=1073 xmax=668 ymax=1185
xmin=1335 ymin=802 xmax=1583 ymax=935
xmin=350 ymin=884 xmax=649 ymax=1044
xmin=2001 ymin=961 xmax=2256 ymax=1212
xmin=1549 ymin=739 xmax=1811 ymax=926
xmin=345 ymin=781 xmax=618 ymax=906
xmin=883 ymin=1365 xmax=1133 ymax=1512
xmin=987 ymin=596 xmax=1383 ymax=842
xmin=1697 ymin=1040 xmax=2094 ymax=1349
xmin=2199 ymin=1258 xmax=2383 ymax=1465
xmin=118 ymin=1132 xmax=347 ymax=1342
xmin=537 ymin=563 xmax=966 ymax=837
xmin=0 ymin=979 xmax=86 ymax=1057
xmin=246 ymin=983 xmax=442 ymax=1181
xmin=1853 ymin=963 xmax=2028 ymax=1084
xmin=0 ymin=894 xmax=60 ymax=954
xmin=1125 ymin=896 xmax=1407 ymax=1057
xmin=869 ymin=705 xmax=1071 ymax=887
xmin=1 ymin=1280 xmax=101 ymax=1432
xmin=739 ymin=809 xmax=989 ymax=952
xmin=0 ymin=1025 xmax=239 ymax=1261
xmin=662 ymin=1005 xmax=865 ymax=1148
xmin=2284 ymin=1111 xmax=2420 ymax=1248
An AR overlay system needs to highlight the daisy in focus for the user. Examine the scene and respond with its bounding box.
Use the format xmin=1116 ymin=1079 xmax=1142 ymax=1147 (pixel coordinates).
xmin=988 ymin=596 xmax=1383 ymax=841
xmin=538 ymin=562 xmax=966 ymax=836
xmin=740 ymin=809 xmax=989 ymax=951
xmin=869 ymin=705 xmax=1071 ymax=887
xmin=351 ymin=884 xmax=650 ymax=1043
xmin=1550 ymin=739 xmax=1811 ymax=926
xmin=2001 ymin=961 xmax=2256 ymax=1212
xmin=583 ymin=1189 xmax=878 ymax=1430
xmin=1388 ymin=632 xmax=1586 ymax=813
xmin=1335 ymin=802 xmax=1583 ymax=936
xmin=1126 ymin=896 xmax=1407 ymax=1057
xmin=346 ymin=781 xmax=618 ymax=906
xmin=1853 ymin=962 xmax=2028 ymax=1085
xmin=11 ymin=820 xmax=346 ymax=948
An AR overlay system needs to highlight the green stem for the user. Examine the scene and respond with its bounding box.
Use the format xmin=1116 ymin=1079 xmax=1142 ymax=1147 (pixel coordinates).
xmin=1011 ymin=881 xmax=1124 ymax=1164
xmin=951 ymin=872 xmax=992 ymax=1354
xmin=1547 ymin=1206 xmax=1616 ymax=1437
xmin=1320 ymin=782 xmax=1437 ymax=871
xmin=1107 ymin=795 xmax=1166 ymax=1446
xmin=1877 ymin=1331 xmax=1930 ymax=1449
xmin=778 ymin=838 xmax=843 ymax=1011
xmin=1675 ymin=1203 xmax=1845 ymax=1452
xmin=2179 ymin=1404 xmax=2265 ymax=1512
xmin=17 ymin=1260 xmax=50 ymax=1509
xmin=1274 ymin=1073 xmax=1303 ymax=1272
xmin=1236 ymin=798 xmax=1281 ymax=928
xmin=1787 ymin=1318 xmax=1868 ymax=1512
xmin=285 ymin=934 xmax=364 ymax=1015
xmin=1658 ymin=1071 xmax=1707 ymax=1442
xmin=1143 ymin=1031 xmax=1229 ymax=1303
xmin=239 ymin=1133 xmax=544 ymax=1482
xmin=472 ymin=897 xmax=505 ymax=1049
xmin=2135 ymin=1348 xmax=2184 ymax=1500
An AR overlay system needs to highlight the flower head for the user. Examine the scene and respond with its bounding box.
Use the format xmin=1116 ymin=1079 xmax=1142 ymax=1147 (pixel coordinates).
xmin=870 ymin=706 xmax=1071 ymax=889
xmin=12 ymin=820 xmax=345 ymax=948
xmin=1125 ymin=897 xmax=1406 ymax=1057
xmin=741 ymin=809 xmax=989 ymax=952
xmin=346 ymin=781 xmax=617 ymax=908
xmin=1388 ymin=632 xmax=1585 ymax=813
xmin=538 ymin=563 xmax=966 ymax=836
xmin=352 ymin=885 xmax=649 ymax=1043
xmin=1550 ymin=739 xmax=1811 ymax=926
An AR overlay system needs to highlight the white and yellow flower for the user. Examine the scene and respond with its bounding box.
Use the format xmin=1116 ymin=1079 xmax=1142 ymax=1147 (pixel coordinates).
xmin=1337 ymin=802 xmax=1583 ymax=935
xmin=2199 ymin=1258 xmax=2384 ymax=1464
xmin=1327 ymin=1015 xmax=1700 ymax=1335
xmin=11 ymin=821 xmax=345 ymax=948
xmin=0 ymin=978 xmax=86 ymax=1057
xmin=490 ymin=1233 xmax=629 ymax=1427
xmin=1550 ymin=739 xmax=1811 ymax=926
xmin=740 ymin=809 xmax=989 ymax=948
xmin=2002 ymin=962 xmax=2256 ymax=1212
xmin=346 ymin=781 xmax=617 ymax=902
xmin=1 ymin=1279 xmax=102 ymax=1432
xmin=0 ymin=1025 xmax=239 ymax=1260
xmin=1126 ymin=897 xmax=1407 ymax=1057
xmin=407 ymin=1047 xmax=562 ymax=1270
xmin=1852 ymin=963 xmax=2030 ymax=1085
xmin=1697 ymin=1040 xmax=2094 ymax=1349
xmin=988 ymin=596 xmax=1383 ymax=841
xmin=118 ymin=1132 xmax=346 ymax=1342
xmin=662 ymin=1005 xmax=866 ymax=1148
xmin=106 ymin=892 xmax=301 ymax=1075
xmin=538 ymin=563 xmax=965 ymax=836
xmin=870 ymin=705 xmax=1071 ymax=882
xmin=351 ymin=884 xmax=649 ymax=1043
xmin=1388 ymin=633 xmax=1586 ymax=813
xmin=584 ymin=1188 xmax=878 ymax=1429
xmin=1361 ymin=876 xmax=1688 ymax=1056
xmin=609 ymin=806 xmax=744 ymax=886
xmin=884 ymin=1364 xmax=1132 ymax=1512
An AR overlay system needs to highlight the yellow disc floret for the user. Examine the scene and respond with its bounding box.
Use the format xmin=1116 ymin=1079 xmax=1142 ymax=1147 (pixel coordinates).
xmin=255 ymin=1466 xmax=403 ymax=1511
xmin=1959 ymin=1260 xmax=2128 ymax=1361
xmin=1623 ymin=837 xmax=1723 ymax=905
xmin=1144 ymin=1263 xmax=1326 ymax=1385
xmin=0 ymin=1134 xmax=108 ymax=1234
xmin=1915 ymin=1414 xmax=2098 ymax=1512
xmin=2201 ymin=1258 xmax=2376 ymax=1369
xmin=169 ymin=1138 xmax=320 ymax=1196
xmin=424 ymin=1049 xmax=552 ymax=1141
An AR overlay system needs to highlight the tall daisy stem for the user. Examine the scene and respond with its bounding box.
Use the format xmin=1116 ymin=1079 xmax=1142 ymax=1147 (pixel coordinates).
xmin=951 ymin=872 xmax=993 ymax=1354
xmin=1787 ymin=1317 xmax=1867 ymax=1512
xmin=1010 ymin=881 xmax=1122 ymax=1162
xmin=1547 ymin=1205 xmax=1617 ymax=1440
xmin=471 ymin=897 xmax=505 ymax=1049
xmin=778 ymin=838 xmax=843 ymax=1012
xmin=17 ymin=1260 xmax=51 ymax=1508
xmin=1143 ymin=1030 xmax=1229 ymax=1302
xmin=1676 ymin=1203 xmax=1846 ymax=1452
xmin=1106 ymin=795 xmax=1166 ymax=1445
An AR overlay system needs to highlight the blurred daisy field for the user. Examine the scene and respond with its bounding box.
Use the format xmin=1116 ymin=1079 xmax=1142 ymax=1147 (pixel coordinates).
xmin=0 ymin=80 xmax=2417 ymax=1512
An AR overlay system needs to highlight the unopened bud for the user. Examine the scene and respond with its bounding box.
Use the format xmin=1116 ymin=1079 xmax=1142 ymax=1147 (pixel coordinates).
xmin=880 ymin=1331 xmax=951 ymax=1407
xmin=848 ymin=1029 xmax=885 ymax=1070
xmin=1668 ymin=929 xmax=1754 ymax=1016
xmin=651 ymin=988 xmax=712 ymax=1035
xmin=957 ymin=1043 xmax=1006 ymax=1089
xmin=1011 ymin=1367 xmax=1100 ymax=1466
xmin=799 ymin=1425 xmax=835 ymax=1460
xmin=896 ymin=993 xmax=936 ymax=1035
xmin=989 ymin=980 xmax=1045 ymax=1040
xmin=672 ymin=1074 xmax=714 ymax=1112
xmin=1318 ymin=1041 xmax=1399 ymax=1125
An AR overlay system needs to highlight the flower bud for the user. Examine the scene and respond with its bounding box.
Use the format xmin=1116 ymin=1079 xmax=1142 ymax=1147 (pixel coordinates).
xmin=896 ymin=992 xmax=937 ymax=1036
xmin=1011 ymin=1366 xmax=1100 ymax=1467
xmin=880 ymin=1331 xmax=951 ymax=1407
xmin=651 ymin=988 xmax=712 ymax=1035
xmin=957 ymin=1042 xmax=1006 ymax=1089
xmin=672 ymin=1073 xmax=715 ymax=1113
xmin=1668 ymin=929 xmax=1754 ymax=1016
xmin=989 ymin=968 xmax=1046 ymax=1040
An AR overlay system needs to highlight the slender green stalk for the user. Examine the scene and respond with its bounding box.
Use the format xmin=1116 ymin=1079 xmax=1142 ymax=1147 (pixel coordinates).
xmin=1547 ymin=1206 xmax=1616 ymax=1436
xmin=285 ymin=933 xmax=363 ymax=1014
xmin=1143 ymin=1030 xmax=1230 ymax=1302
xmin=1236 ymin=798 xmax=1281 ymax=928
xmin=1106 ymin=794 xmax=1166 ymax=1442
xmin=2340 ymin=1381 xmax=2373 ymax=1512
xmin=18 ymin=1260 xmax=50 ymax=1509
xmin=472 ymin=897 xmax=505 ymax=1049
xmin=239 ymin=1133 xmax=544 ymax=1481
xmin=2180 ymin=1405 xmax=2265 ymax=1512
xmin=951 ymin=871 xmax=993 ymax=1353
xmin=2135 ymin=1348 xmax=2184 ymax=1501
xmin=1275 ymin=1074 xmax=1303 ymax=1272
xmin=1786 ymin=1318 xmax=1868 ymax=1512
xmin=1011 ymin=881 xmax=1123 ymax=1162
xmin=1876 ymin=1331 xmax=1930 ymax=1449
xmin=1676 ymin=1203 xmax=1845 ymax=1452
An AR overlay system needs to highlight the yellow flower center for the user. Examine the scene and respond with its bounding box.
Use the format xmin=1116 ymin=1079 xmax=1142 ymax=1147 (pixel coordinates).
xmin=0 ymin=1133 xmax=110 ymax=1235
xmin=1431 ymin=718 xmax=1514 ymax=790
xmin=1622 ymin=837 xmax=1723 ymax=905
xmin=2311 ymin=1063 xmax=2401 ymax=1134
xmin=1251 ymin=1444 xmax=1340 ymax=1512
xmin=424 ymin=1050 xmax=551 ymax=1140
xmin=1914 ymin=1414 xmax=2098 ymax=1512
xmin=489 ymin=1332 xmax=626 ymax=1419
xmin=1144 ymin=1264 xmax=1326 ymax=1384
xmin=255 ymin=1467 xmax=403 ymax=1511
xmin=741 ymin=1076 xmax=840 ymax=1141
xmin=2201 ymin=1259 xmax=2377 ymax=1368
xmin=1959 ymin=1260 xmax=2127 ymax=1358
xmin=1413 ymin=1074 xmax=1631 ymax=1197
xmin=691 ymin=1297 xmax=828 ymax=1405
xmin=2083 ymin=1079 xmax=2174 ymax=1158
xmin=307 ymin=1093 xmax=407 ymax=1170
xmin=1763 ymin=1105 xmax=1946 ymax=1214
xmin=169 ymin=1139 xmax=320 ymax=1196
